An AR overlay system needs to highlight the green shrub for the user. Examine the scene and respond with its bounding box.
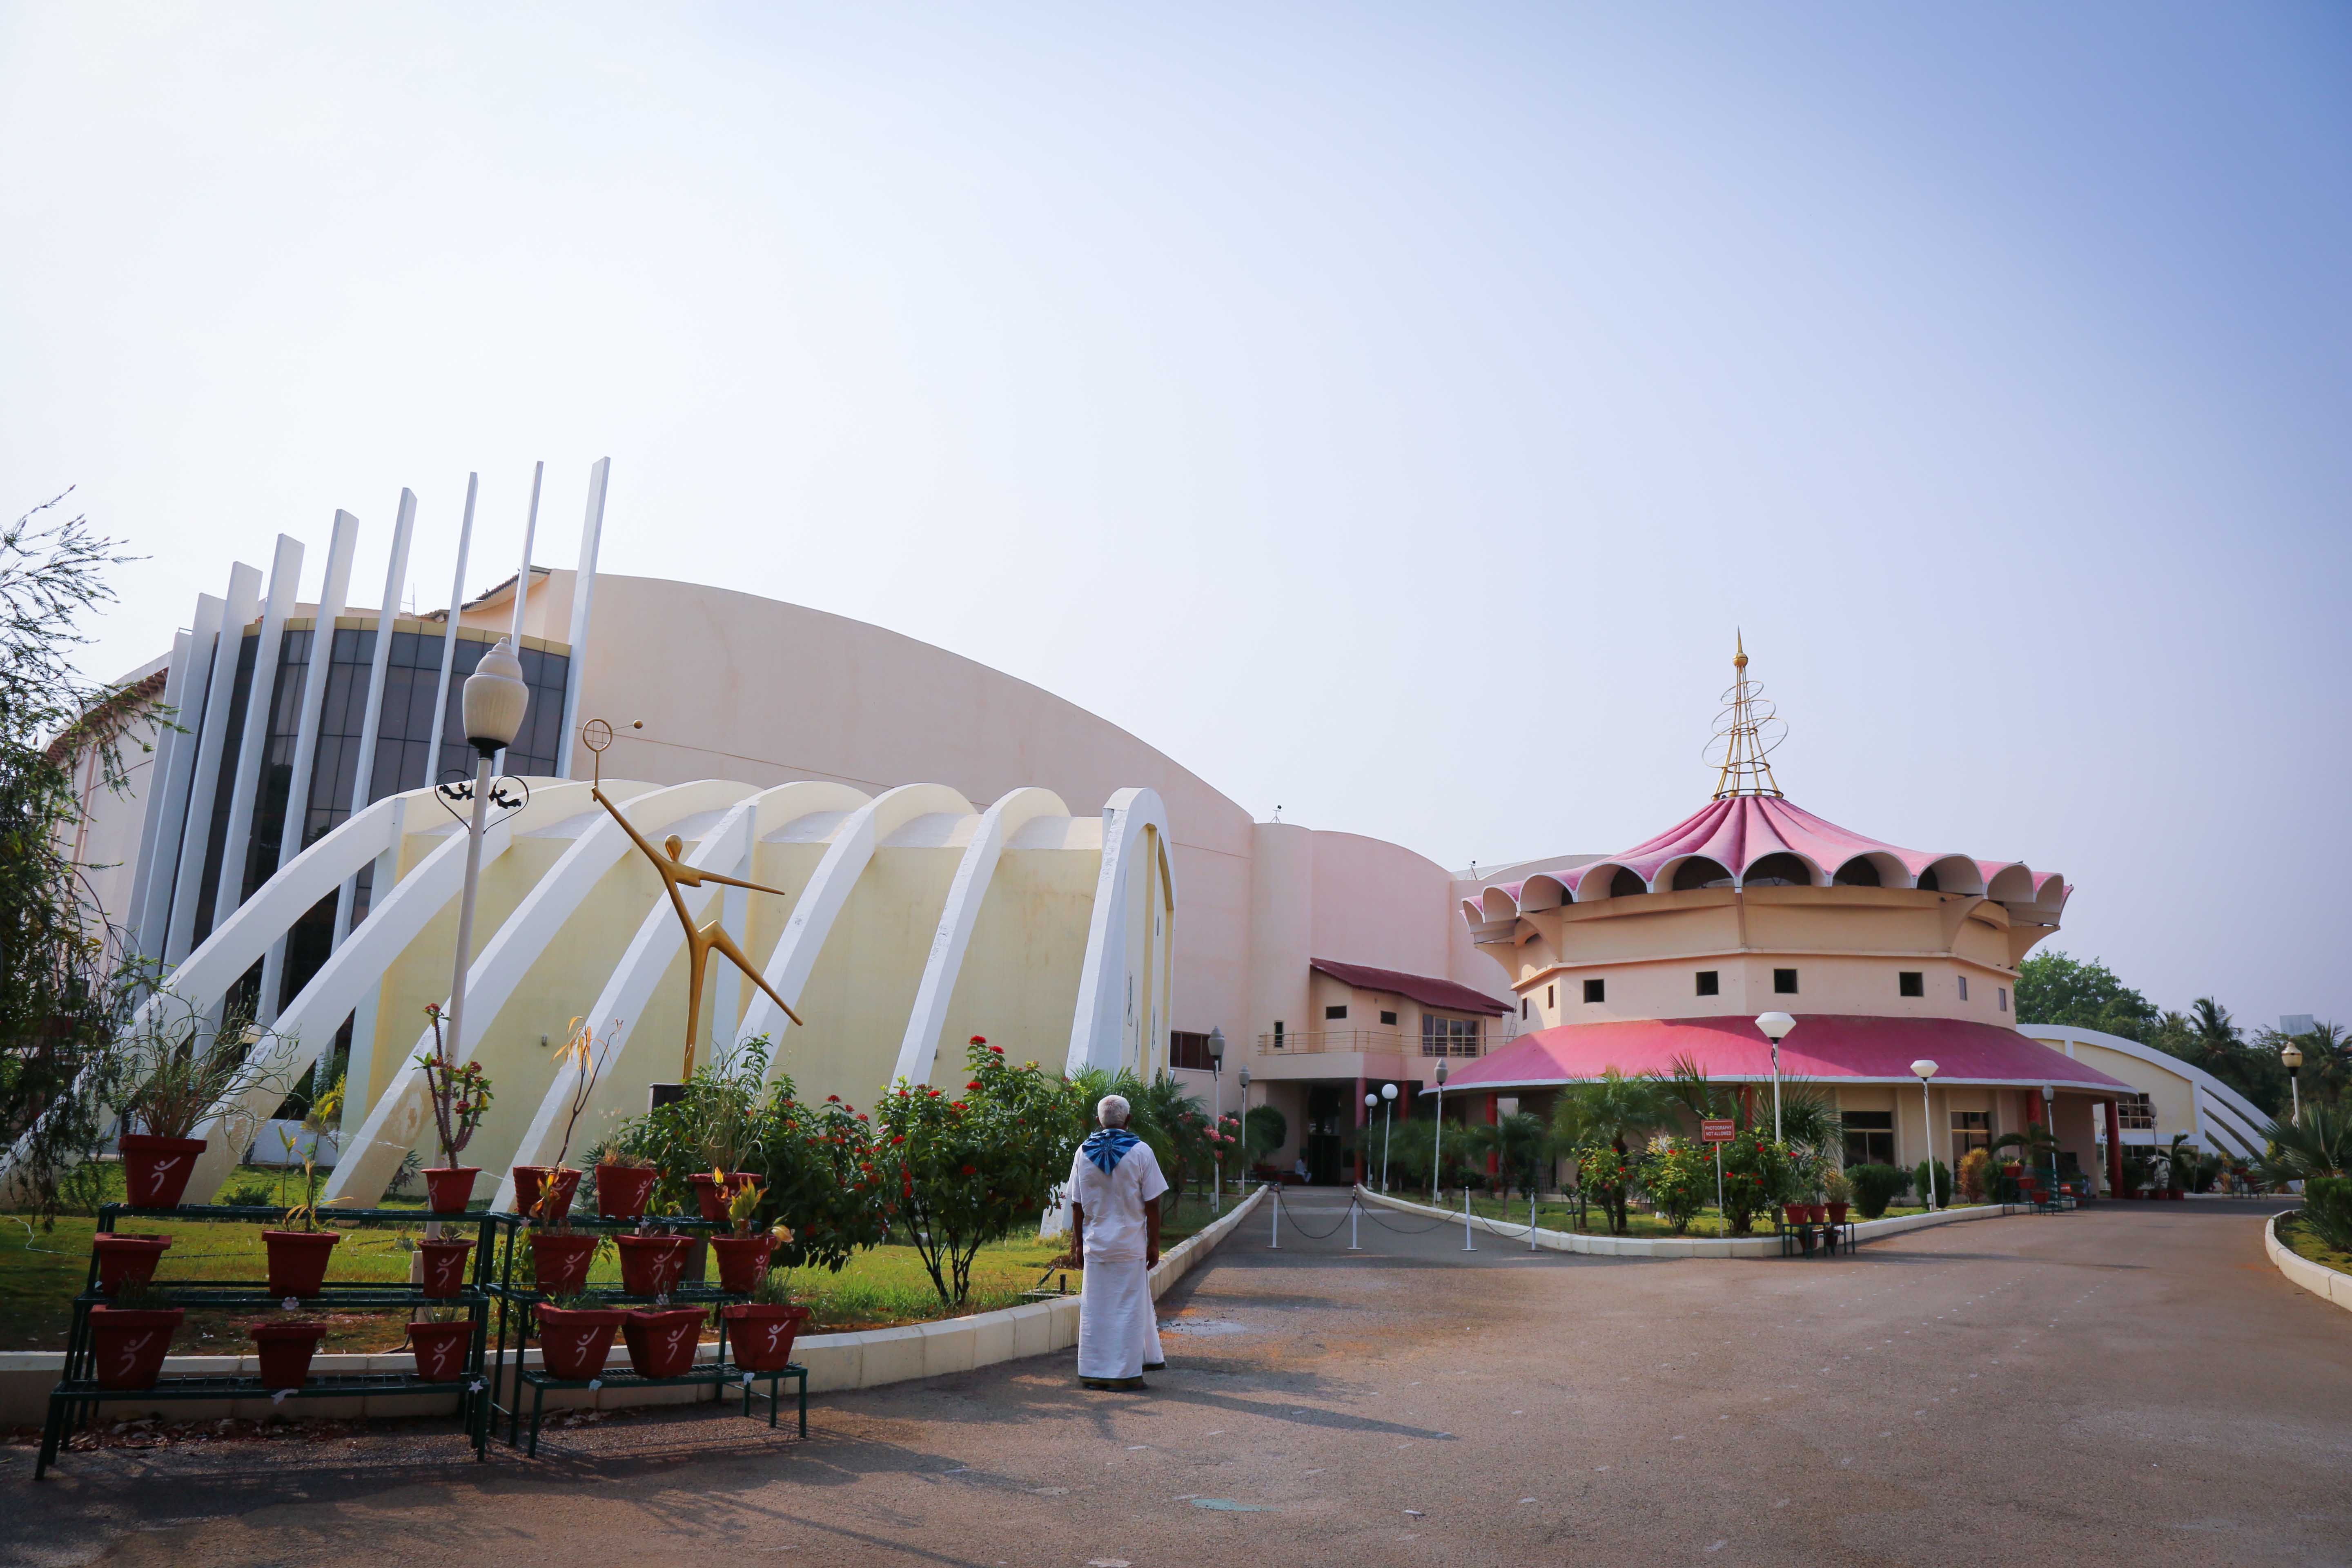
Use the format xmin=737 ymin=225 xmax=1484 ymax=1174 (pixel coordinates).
xmin=1639 ymin=1140 xmax=1711 ymax=1235
xmin=1913 ymin=1158 xmax=1953 ymax=1207
xmin=2302 ymin=1176 xmax=2352 ymax=1254
xmin=1244 ymin=1104 xmax=1287 ymax=1164
xmin=1847 ymin=1162 xmax=1908 ymax=1221
xmin=220 ymin=1178 xmax=275 ymax=1209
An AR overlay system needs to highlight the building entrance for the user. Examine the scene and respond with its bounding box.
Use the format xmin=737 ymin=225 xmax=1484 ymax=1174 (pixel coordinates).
xmin=1304 ymin=1086 xmax=1348 ymax=1186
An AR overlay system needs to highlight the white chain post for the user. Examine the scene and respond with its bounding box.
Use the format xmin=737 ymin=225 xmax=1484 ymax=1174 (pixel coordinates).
xmin=1348 ymin=1194 xmax=1361 ymax=1251
xmin=1462 ymin=1185 xmax=1476 ymax=1252
xmin=1269 ymin=1185 xmax=1281 ymax=1250
xmin=1529 ymin=1190 xmax=1538 ymax=1252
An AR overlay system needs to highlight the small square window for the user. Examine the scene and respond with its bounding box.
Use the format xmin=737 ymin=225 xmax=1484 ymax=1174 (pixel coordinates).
xmin=1958 ymin=976 xmax=1969 ymax=1002
xmin=1583 ymin=978 xmax=1606 ymax=1004
xmin=1998 ymin=987 xmax=2009 ymax=1013
xmin=1695 ymin=970 xmax=1719 ymax=997
xmin=1324 ymin=1004 xmax=1347 ymax=1021
xmin=1773 ymin=968 xmax=1798 ymax=995
xmin=1898 ymin=971 xmax=1924 ymax=998
xmin=1380 ymin=1009 xmax=1398 ymax=1026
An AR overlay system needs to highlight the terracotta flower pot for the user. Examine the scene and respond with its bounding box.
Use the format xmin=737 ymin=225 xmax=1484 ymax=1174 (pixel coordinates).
xmin=1781 ymin=1203 xmax=1808 ymax=1227
xmin=690 ymin=1172 xmax=760 ymax=1223
xmin=1804 ymin=1203 xmax=1826 ymax=1223
xmin=419 ymin=1238 xmax=475 ymax=1298
xmin=88 ymin=1306 xmax=183 ymax=1390
xmin=406 ymin=1319 xmax=474 ymax=1383
xmin=118 ymin=1133 xmax=208 ymax=1209
xmin=423 ymin=1167 xmax=480 ymax=1214
xmin=723 ymin=1302 xmax=810 ymax=1372
xmin=535 ymin=1304 xmax=628 ymax=1380
xmin=711 ymin=1232 xmax=780 ymax=1293
xmin=1825 ymin=1201 xmax=1849 ymax=1225
xmin=615 ymin=1233 xmax=692 ymax=1296
xmin=263 ymin=1230 xmax=342 ymax=1297
xmin=528 ymin=1230 xmax=601 ymax=1294
xmin=512 ymin=1166 xmax=581 ymax=1219
xmin=622 ymin=1307 xmax=706 ymax=1378
xmin=596 ymin=1163 xmax=659 ymax=1219
xmin=251 ymin=1320 xmax=329 ymax=1390
xmin=92 ymin=1234 xmax=172 ymax=1296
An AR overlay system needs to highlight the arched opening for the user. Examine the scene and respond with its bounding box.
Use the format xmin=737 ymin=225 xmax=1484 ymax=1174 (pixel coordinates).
xmin=1742 ymin=851 xmax=1814 ymax=888
xmin=1671 ymin=856 xmax=1733 ymax=891
xmin=1832 ymin=856 xmax=1882 ymax=887
xmin=1917 ymin=867 xmax=1939 ymax=892
xmin=1610 ymin=867 xmax=1647 ymax=898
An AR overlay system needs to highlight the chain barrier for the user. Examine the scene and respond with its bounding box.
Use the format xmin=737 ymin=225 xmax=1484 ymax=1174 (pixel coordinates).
xmin=1265 ymin=1187 xmax=1356 ymax=1241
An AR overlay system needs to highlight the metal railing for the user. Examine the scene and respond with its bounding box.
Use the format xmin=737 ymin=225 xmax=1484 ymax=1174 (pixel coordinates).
xmin=1256 ymin=1029 xmax=1485 ymax=1058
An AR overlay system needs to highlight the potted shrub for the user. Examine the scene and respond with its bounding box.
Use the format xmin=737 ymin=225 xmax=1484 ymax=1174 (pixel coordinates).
xmin=261 ymin=1105 xmax=343 ymax=1297
xmin=535 ymin=1292 xmax=628 ymax=1380
xmin=596 ymin=1149 xmax=659 ymax=1220
xmin=513 ymin=1165 xmax=582 ymax=1218
xmin=250 ymin=1314 xmax=330 ymax=1390
xmin=87 ymin=1281 xmax=183 ymax=1391
xmin=724 ymin=1271 xmax=812 ymax=1372
xmin=416 ymin=1234 xmax=476 ymax=1298
xmin=622 ymin=1305 xmax=707 ymax=1378
xmin=710 ymin=1176 xmax=791 ymax=1293
xmin=404 ymin=1307 xmax=474 ymax=1383
xmin=615 ymin=1231 xmax=691 ymax=1296
xmin=525 ymin=1019 xmax=605 ymax=1294
xmin=690 ymin=1169 xmax=761 ymax=1223
xmin=415 ymin=1002 xmax=493 ymax=1214
xmin=114 ymin=1002 xmax=298 ymax=1209
xmin=1822 ymin=1168 xmax=1851 ymax=1226
xmin=91 ymin=1233 xmax=172 ymax=1296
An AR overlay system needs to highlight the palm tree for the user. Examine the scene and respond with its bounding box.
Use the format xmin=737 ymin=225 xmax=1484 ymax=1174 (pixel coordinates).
xmin=2189 ymin=998 xmax=2242 ymax=1074
xmin=1551 ymin=1069 xmax=1675 ymax=1234
xmin=2255 ymin=1102 xmax=2351 ymax=1189
xmin=1467 ymin=1112 xmax=1552 ymax=1203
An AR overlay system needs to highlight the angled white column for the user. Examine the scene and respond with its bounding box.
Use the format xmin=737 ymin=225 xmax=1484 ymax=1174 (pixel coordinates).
xmin=125 ymin=628 xmax=195 ymax=963
xmin=136 ymin=597 xmax=224 ymax=958
xmin=491 ymin=462 xmax=540 ymax=779
xmin=258 ymin=514 xmax=357 ymax=1022
xmin=212 ymin=534 xmax=304 ymax=935
xmin=330 ymin=488 xmax=417 ymax=949
xmin=335 ymin=809 xmax=409 ymax=1140
xmin=324 ymin=779 xmax=751 ymax=1209
xmin=1064 ymin=787 xmax=1172 ymax=1076
xmin=164 ymin=563 xmax=261 ymax=965
xmin=889 ymin=787 xmax=1071 ymax=1089
xmin=555 ymin=457 xmax=609 ymax=780
xmin=421 ymin=474 xmax=477 ymax=788
xmin=736 ymin=783 xmax=974 ymax=1060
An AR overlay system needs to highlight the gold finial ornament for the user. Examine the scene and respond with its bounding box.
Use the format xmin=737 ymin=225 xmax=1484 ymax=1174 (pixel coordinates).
xmin=1706 ymin=632 xmax=1786 ymax=800
xmin=580 ymin=718 xmax=806 ymax=1078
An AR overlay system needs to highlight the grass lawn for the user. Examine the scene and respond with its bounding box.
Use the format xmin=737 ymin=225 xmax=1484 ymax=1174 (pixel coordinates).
xmin=2282 ymin=1216 xmax=2352 ymax=1276
xmin=1 ymin=1169 xmax=1229 ymax=1354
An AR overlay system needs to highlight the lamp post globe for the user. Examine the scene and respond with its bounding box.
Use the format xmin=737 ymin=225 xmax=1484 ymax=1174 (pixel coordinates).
xmin=1911 ymin=1059 xmax=1940 ymax=1212
xmin=2283 ymin=1042 xmax=2304 ymax=1125
xmin=1753 ymin=1012 xmax=1797 ymax=1144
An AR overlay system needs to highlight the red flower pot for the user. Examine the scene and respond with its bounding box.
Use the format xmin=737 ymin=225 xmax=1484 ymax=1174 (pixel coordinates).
xmin=423 ymin=1167 xmax=480 ymax=1214
xmin=419 ymin=1238 xmax=475 ymax=1298
xmin=711 ymin=1233 xmax=779 ymax=1293
xmin=596 ymin=1163 xmax=658 ymax=1219
xmin=263 ymin=1230 xmax=342 ymax=1297
xmin=118 ymin=1133 xmax=208 ymax=1209
xmin=251 ymin=1320 xmax=329 ymax=1390
xmin=534 ymin=1305 xmax=628 ymax=1380
xmin=615 ymin=1233 xmax=692 ymax=1296
xmin=1781 ymin=1203 xmax=1808 ymax=1227
xmin=723 ymin=1302 xmax=810 ymax=1372
xmin=92 ymin=1234 xmax=172 ymax=1296
xmin=690 ymin=1172 xmax=760 ymax=1223
xmin=1825 ymin=1202 xmax=1849 ymax=1225
xmin=406 ymin=1319 xmax=474 ymax=1383
xmin=528 ymin=1230 xmax=601 ymax=1294
xmin=1803 ymin=1204 xmax=1826 ymax=1223
xmin=622 ymin=1307 xmax=706 ymax=1378
xmin=512 ymin=1166 xmax=581 ymax=1219
xmin=88 ymin=1306 xmax=183 ymax=1390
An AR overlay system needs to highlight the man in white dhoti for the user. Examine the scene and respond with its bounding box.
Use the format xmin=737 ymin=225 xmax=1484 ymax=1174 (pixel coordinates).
xmin=1069 ymin=1094 xmax=1167 ymax=1390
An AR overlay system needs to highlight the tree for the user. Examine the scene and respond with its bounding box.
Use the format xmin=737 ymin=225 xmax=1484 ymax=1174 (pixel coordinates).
xmin=2013 ymin=951 xmax=2160 ymax=1041
xmin=1467 ymin=1111 xmax=1551 ymax=1202
xmin=1551 ymin=1069 xmax=1675 ymax=1234
xmin=0 ymin=497 xmax=167 ymax=1225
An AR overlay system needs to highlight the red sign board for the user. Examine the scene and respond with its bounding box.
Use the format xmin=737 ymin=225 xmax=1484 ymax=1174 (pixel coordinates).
xmin=1700 ymin=1118 xmax=1736 ymax=1144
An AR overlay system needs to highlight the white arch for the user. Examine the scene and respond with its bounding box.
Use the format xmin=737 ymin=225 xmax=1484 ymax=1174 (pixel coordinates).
xmin=1065 ymin=786 xmax=1173 ymax=1076
xmin=737 ymin=783 xmax=978 ymax=1061
xmin=890 ymin=787 xmax=1071 ymax=1091
xmin=2023 ymin=1024 xmax=2273 ymax=1160
xmin=324 ymin=778 xmax=743 ymax=1208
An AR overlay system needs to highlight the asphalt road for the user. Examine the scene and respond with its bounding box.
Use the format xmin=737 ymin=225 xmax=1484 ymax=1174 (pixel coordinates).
xmin=8 ymin=1192 xmax=2348 ymax=1568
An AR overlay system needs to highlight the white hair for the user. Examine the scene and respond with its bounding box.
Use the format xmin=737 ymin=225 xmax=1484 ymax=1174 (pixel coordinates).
xmin=1096 ymin=1094 xmax=1131 ymax=1128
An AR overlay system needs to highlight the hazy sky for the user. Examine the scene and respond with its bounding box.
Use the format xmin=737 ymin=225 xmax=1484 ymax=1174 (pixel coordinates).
xmin=5 ymin=3 xmax=2347 ymax=1028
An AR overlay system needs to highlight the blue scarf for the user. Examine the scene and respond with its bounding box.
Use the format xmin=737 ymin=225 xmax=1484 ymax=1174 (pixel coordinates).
xmin=1082 ymin=1127 xmax=1139 ymax=1174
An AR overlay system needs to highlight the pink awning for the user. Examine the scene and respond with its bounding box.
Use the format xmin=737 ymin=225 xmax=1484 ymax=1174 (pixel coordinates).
xmin=1428 ymin=1015 xmax=2129 ymax=1096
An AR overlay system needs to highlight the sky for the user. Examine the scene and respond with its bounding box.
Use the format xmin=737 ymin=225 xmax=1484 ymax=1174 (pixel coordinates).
xmin=4 ymin=2 xmax=2347 ymax=1029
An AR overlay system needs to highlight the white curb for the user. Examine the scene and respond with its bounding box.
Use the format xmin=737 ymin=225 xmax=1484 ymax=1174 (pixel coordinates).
xmin=2265 ymin=1210 xmax=2352 ymax=1317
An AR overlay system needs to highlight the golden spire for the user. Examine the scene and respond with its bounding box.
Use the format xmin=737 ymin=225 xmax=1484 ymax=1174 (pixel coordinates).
xmin=1708 ymin=631 xmax=1785 ymax=800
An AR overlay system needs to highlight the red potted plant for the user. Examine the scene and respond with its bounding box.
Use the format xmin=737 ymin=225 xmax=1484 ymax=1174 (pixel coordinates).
xmin=711 ymin=1178 xmax=790 ymax=1293
xmin=1822 ymin=1171 xmax=1851 ymax=1227
xmin=87 ymin=1283 xmax=183 ymax=1391
xmin=596 ymin=1151 xmax=659 ymax=1220
xmin=535 ymin=1293 xmax=629 ymax=1380
xmin=724 ymin=1274 xmax=812 ymax=1372
xmin=92 ymin=1234 xmax=172 ymax=1296
xmin=690 ymin=1170 xmax=761 ymax=1223
xmin=415 ymin=1002 xmax=492 ymax=1214
xmin=417 ymin=1236 xmax=476 ymax=1298
xmin=514 ymin=1165 xmax=582 ymax=1219
xmin=1781 ymin=1200 xmax=1809 ymax=1227
xmin=251 ymin=1315 xmax=330 ymax=1390
xmin=114 ymin=999 xmax=302 ymax=1208
xmin=405 ymin=1308 xmax=474 ymax=1383
xmin=261 ymin=1117 xmax=342 ymax=1297
xmin=615 ymin=1232 xmax=692 ymax=1296
xmin=622 ymin=1306 xmax=707 ymax=1378
xmin=525 ymin=1018 xmax=606 ymax=1294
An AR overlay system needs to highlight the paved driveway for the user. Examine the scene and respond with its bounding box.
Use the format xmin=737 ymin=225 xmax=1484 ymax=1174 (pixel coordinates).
xmin=7 ymin=1194 xmax=2348 ymax=1567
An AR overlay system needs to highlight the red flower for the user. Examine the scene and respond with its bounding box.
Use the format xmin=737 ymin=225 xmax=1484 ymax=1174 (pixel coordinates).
xmin=855 ymin=1114 xmax=868 ymax=1123
xmin=827 ymin=1094 xmax=840 ymax=1102
xmin=988 ymin=1045 xmax=1003 ymax=1054
xmin=966 ymin=1081 xmax=983 ymax=1091
xmin=960 ymin=1165 xmax=977 ymax=1176
xmin=970 ymin=1035 xmax=987 ymax=1045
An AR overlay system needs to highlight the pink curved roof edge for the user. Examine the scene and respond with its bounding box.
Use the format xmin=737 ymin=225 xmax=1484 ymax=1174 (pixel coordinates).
xmin=1430 ymin=1015 xmax=2131 ymax=1096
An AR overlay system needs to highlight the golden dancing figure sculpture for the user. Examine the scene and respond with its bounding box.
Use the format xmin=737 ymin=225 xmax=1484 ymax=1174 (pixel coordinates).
xmin=580 ymin=718 xmax=804 ymax=1078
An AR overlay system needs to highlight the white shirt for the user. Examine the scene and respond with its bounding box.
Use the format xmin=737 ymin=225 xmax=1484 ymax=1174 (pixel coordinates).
xmin=1067 ymin=1135 xmax=1169 ymax=1261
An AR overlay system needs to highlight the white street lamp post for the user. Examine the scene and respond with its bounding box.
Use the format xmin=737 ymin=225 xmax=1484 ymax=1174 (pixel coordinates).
xmin=1381 ymin=1082 xmax=1398 ymax=1194
xmin=1912 ymin=1059 xmax=1940 ymax=1212
xmin=1206 ymin=1026 xmax=1226 ymax=1214
xmin=1364 ymin=1094 xmax=1377 ymax=1190
xmin=1755 ymin=1012 xmax=1796 ymax=1144
xmin=2040 ymin=1082 xmax=2058 ymax=1201
xmin=442 ymin=639 xmax=529 ymax=1089
xmin=1237 ymin=1064 xmax=1250 ymax=1188
xmin=1432 ymin=1060 xmax=1449 ymax=1203
xmin=2283 ymin=1042 xmax=2304 ymax=1126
